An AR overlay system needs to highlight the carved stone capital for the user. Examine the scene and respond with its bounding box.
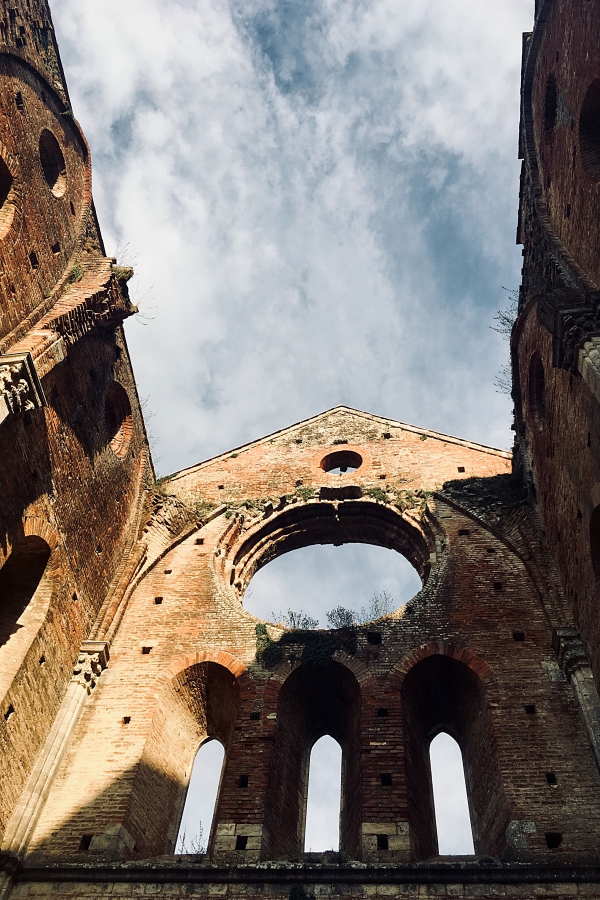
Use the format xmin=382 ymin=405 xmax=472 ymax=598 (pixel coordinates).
xmin=0 ymin=351 xmax=46 ymax=425
xmin=561 ymin=297 xmax=600 ymax=370
xmin=72 ymin=640 xmax=110 ymax=694
xmin=552 ymin=627 xmax=588 ymax=680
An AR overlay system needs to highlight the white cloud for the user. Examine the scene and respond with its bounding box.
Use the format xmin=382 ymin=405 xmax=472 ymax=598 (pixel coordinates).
xmin=52 ymin=0 xmax=532 ymax=473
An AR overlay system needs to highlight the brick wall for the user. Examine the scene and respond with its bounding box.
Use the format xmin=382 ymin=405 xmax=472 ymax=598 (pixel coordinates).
xmin=23 ymin=415 xmax=600 ymax=867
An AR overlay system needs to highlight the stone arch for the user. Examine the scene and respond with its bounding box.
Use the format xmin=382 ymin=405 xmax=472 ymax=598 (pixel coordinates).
xmin=398 ymin=645 xmax=509 ymax=861
xmin=0 ymin=520 xmax=61 ymax=701
xmin=266 ymin=647 xmax=370 ymax=696
xmin=223 ymin=499 xmax=436 ymax=606
xmin=393 ymin=640 xmax=497 ymax=689
xmin=123 ymin=657 xmax=242 ymax=858
xmin=264 ymin=659 xmax=362 ymax=859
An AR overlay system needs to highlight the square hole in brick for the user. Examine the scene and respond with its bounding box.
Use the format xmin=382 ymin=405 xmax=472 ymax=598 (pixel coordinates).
xmin=142 ymin=646 xmax=152 ymax=655
xmin=4 ymin=704 xmax=14 ymax=721
xmin=236 ymin=835 xmax=248 ymax=850
xmin=546 ymin=832 xmax=562 ymax=849
xmin=218 ymin=485 xmax=224 ymax=490
xmin=493 ymin=582 xmax=503 ymax=591
xmin=51 ymin=241 xmax=60 ymax=254
xmin=383 ymin=433 xmax=391 ymax=439
xmin=377 ymin=708 xmax=389 ymax=717
xmin=122 ymin=716 xmax=131 ymax=725
xmin=379 ymin=474 xmax=387 ymax=480
xmin=512 ymin=631 xmax=525 ymax=641
xmin=457 ymin=466 xmax=465 ymax=473
xmin=154 ymin=597 xmax=163 ymax=605
xmin=487 ymin=548 xmax=496 ymax=553
xmin=367 ymin=632 xmax=382 ymax=645
xmin=79 ymin=834 xmax=93 ymax=852
xmin=195 ymin=538 xmax=204 ymax=545
xmin=29 ymin=251 xmax=38 ymax=269
xmin=525 ymin=704 xmax=536 ymax=715
xmin=458 ymin=529 xmax=470 ymax=536
xmin=164 ymin=570 xmax=172 ymax=575
xmin=250 ymin=712 xmax=260 ymax=720
xmin=545 ymin=772 xmax=557 ymax=785
xmin=239 ymin=775 xmax=249 ymax=788
xmin=380 ymin=773 xmax=392 ymax=786
xmin=376 ymin=834 xmax=388 ymax=851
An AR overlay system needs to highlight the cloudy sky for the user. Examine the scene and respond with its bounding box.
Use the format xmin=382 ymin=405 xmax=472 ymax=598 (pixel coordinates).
xmin=51 ymin=0 xmax=533 ymax=856
xmin=52 ymin=0 xmax=532 ymax=476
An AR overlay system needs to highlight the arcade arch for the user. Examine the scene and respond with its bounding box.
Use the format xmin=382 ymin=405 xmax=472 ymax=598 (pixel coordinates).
xmin=127 ymin=660 xmax=239 ymax=858
xmin=400 ymin=652 xmax=508 ymax=860
xmin=264 ymin=660 xmax=361 ymax=859
xmin=0 ymin=535 xmax=54 ymax=698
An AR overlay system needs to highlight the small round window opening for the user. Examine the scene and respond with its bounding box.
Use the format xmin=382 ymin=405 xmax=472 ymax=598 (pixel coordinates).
xmin=39 ymin=129 xmax=67 ymax=198
xmin=105 ymin=382 xmax=133 ymax=459
xmin=321 ymin=450 xmax=363 ymax=475
xmin=579 ymin=79 xmax=600 ymax=182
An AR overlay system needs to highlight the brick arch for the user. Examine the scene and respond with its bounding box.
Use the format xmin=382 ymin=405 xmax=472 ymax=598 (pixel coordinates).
xmin=225 ymin=499 xmax=436 ymax=603
xmin=398 ymin=643 xmax=509 ymax=861
xmin=22 ymin=516 xmax=60 ymax=552
xmin=166 ymin=648 xmax=248 ymax=683
xmin=264 ymin=658 xmax=362 ymax=859
xmin=0 ymin=519 xmax=61 ymax=702
xmin=125 ymin=654 xmax=244 ymax=859
xmin=266 ymin=648 xmax=370 ymax=701
xmin=392 ymin=640 xmax=496 ymax=691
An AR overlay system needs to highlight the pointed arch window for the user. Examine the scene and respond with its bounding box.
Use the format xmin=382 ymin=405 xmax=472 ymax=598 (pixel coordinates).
xmin=304 ymin=735 xmax=342 ymax=852
xmin=429 ymin=732 xmax=475 ymax=855
xmin=176 ymin=738 xmax=225 ymax=854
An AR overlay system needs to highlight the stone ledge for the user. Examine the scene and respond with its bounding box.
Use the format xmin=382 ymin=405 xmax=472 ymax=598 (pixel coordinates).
xmin=9 ymin=860 xmax=600 ymax=886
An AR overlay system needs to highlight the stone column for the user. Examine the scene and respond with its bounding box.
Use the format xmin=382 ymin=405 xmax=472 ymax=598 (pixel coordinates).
xmin=1 ymin=641 xmax=109 ymax=857
xmin=553 ymin=627 xmax=600 ymax=771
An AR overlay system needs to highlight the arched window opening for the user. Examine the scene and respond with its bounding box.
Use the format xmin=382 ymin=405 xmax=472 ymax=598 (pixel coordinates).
xmin=579 ymin=79 xmax=600 ymax=182
xmin=265 ymin=661 xmax=361 ymax=859
xmin=130 ymin=662 xmax=239 ymax=859
xmin=589 ymin=505 xmax=600 ymax=579
xmin=401 ymin=654 xmax=510 ymax=861
xmin=0 ymin=536 xmax=51 ymax=649
xmin=544 ymin=74 xmax=558 ymax=140
xmin=528 ymin=353 xmax=546 ymax=427
xmin=245 ymin=543 xmax=422 ymax=627
xmin=176 ymin=739 xmax=225 ymax=854
xmin=430 ymin=732 xmax=475 ymax=855
xmin=321 ymin=450 xmax=363 ymax=474
xmin=105 ymin=382 xmax=133 ymax=458
xmin=304 ymin=736 xmax=342 ymax=852
xmin=0 ymin=535 xmax=54 ymax=700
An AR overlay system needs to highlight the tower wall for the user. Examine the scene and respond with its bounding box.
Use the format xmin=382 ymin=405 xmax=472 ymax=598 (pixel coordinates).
xmin=0 ymin=0 xmax=151 ymax=838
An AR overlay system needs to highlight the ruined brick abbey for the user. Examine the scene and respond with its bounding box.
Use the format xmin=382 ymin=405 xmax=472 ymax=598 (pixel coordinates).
xmin=1 ymin=0 xmax=600 ymax=896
